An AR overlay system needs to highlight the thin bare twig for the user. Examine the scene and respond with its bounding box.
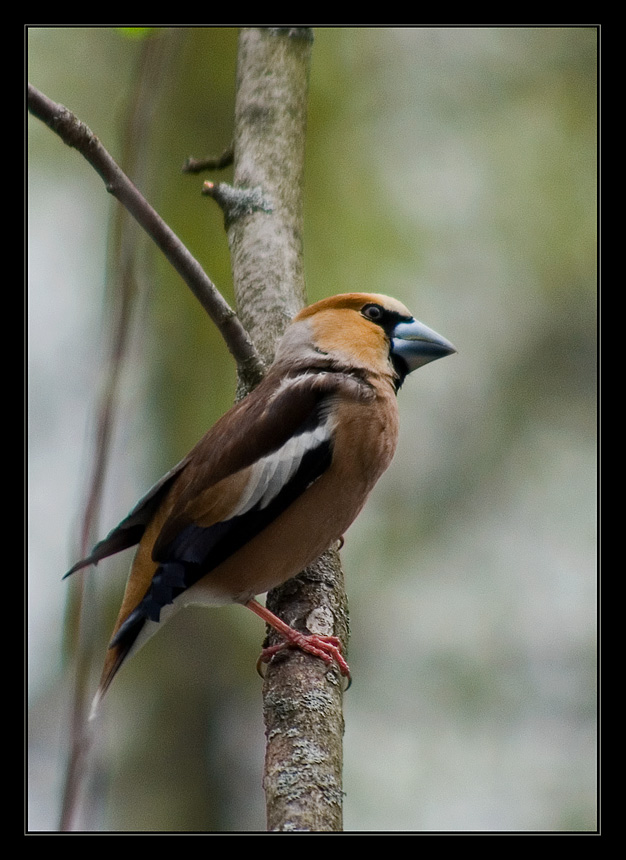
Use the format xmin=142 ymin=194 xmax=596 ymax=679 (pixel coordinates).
xmin=53 ymin=36 xmax=177 ymax=830
xmin=27 ymin=83 xmax=264 ymax=388
xmin=182 ymin=145 xmax=234 ymax=173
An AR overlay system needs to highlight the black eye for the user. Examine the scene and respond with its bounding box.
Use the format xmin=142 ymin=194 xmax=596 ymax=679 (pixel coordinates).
xmin=362 ymin=303 xmax=384 ymax=322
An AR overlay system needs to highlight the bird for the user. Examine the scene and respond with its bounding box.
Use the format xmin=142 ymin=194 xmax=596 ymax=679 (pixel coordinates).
xmin=65 ymin=292 xmax=456 ymax=713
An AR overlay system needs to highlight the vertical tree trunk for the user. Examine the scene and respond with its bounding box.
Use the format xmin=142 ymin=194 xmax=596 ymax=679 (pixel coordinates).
xmin=224 ymin=27 xmax=348 ymax=832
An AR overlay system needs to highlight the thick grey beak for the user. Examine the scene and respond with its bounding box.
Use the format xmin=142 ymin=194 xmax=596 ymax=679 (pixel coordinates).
xmin=391 ymin=318 xmax=457 ymax=373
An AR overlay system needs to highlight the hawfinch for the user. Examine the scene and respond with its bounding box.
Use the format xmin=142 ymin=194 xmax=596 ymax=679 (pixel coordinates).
xmin=66 ymin=293 xmax=455 ymax=710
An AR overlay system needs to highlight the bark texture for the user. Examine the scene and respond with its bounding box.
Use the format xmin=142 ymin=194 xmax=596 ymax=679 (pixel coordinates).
xmin=225 ymin=27 xmax=347 ymax=832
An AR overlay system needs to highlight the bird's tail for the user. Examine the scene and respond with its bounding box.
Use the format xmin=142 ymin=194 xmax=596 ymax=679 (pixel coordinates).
xmin=89 ymin=644 xmax=127 ymax=720
xmin=89 ymin=606 xmax=147 ymax=720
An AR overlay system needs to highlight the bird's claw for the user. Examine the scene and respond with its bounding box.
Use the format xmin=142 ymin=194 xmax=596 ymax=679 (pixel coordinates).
xmin=256 ymin=632 xmax=351 ymax=688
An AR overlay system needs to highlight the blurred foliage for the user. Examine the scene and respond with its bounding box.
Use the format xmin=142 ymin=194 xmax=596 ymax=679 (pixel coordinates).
xmin=28 ymin=27 xmax=597 ymax=832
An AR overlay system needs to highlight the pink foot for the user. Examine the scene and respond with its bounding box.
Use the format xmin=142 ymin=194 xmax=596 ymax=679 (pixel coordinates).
xmin=259 ymin=632 xmax=350 ymax=677
xmin=246 ymin=598 xmax=351 ymax=681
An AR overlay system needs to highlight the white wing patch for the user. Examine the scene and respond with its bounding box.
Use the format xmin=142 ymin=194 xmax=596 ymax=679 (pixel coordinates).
xmin=228 ymin=415 xmax=334 ymax=519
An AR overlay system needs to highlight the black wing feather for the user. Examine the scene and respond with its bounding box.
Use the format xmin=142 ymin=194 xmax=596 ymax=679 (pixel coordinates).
xmin=64 ymin=458 xmax=189 ymax=578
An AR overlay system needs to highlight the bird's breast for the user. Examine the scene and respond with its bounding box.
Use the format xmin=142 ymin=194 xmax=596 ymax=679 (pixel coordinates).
xmin=186 ymin=388 xmax=399 ymax=605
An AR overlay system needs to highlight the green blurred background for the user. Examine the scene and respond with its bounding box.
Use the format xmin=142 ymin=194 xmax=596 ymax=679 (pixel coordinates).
xmin=27 ymin=27 xmax=597 ymax=832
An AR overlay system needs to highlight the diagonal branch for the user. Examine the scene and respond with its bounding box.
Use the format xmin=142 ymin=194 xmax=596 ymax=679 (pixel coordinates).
xmin=29 ymin=72 xmax=263 ymax=831
xmin=27 ymin=83 xmax=264 ymax=390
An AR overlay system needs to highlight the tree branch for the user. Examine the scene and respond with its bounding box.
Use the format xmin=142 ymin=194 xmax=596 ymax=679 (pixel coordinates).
xmin=220 ymin=27 xmax=348 ymax=832
xmin=30 ymin=27 xmax=347 ymax=831
xmin=182 ymin=144 xmax=234 ymax=174
xmin=52 ymin=38 xmax=178 ymax=829
xmin=27 ymin=82 xmax=264 ymax=390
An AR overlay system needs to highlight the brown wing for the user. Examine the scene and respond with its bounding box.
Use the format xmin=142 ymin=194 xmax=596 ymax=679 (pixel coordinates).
xmin=108 ymin=369 xmax=342 ymax=651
